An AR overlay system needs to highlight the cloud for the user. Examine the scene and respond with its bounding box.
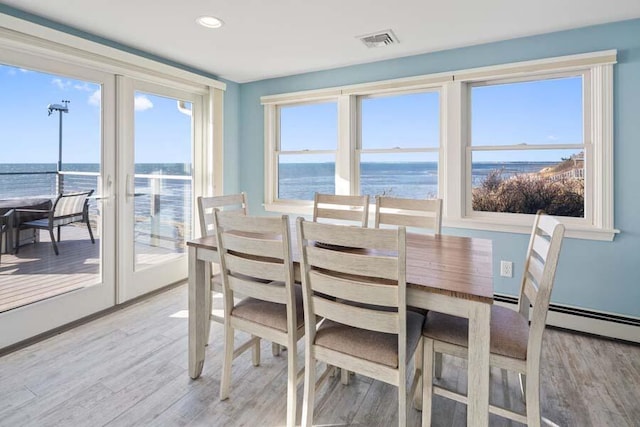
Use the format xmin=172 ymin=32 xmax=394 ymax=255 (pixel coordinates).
xmin=134 ymin=95 xmax=153 ymax=111
xmin=74 ymin=82 xmax=94 ymax=92
xmin=547 ymin=135 xmax=559 ymax=141
xmin=52 ymin=78 xmax=71 ymax=90
xmin=19 ymin=68 xmax=31 ymax=73
xmin=88 ymin=89 xmax=101 ymax=106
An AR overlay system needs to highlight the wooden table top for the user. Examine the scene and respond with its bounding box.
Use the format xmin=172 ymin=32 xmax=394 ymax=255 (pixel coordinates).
xmin=188 ymin=228 xmax=493 ymax=304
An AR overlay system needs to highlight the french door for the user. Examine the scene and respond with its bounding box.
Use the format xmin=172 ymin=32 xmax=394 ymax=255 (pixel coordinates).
xmin=0 ymin=53 xmax=116 ymax=348
xmin=117 ymin=77 xmax=204 ymax=301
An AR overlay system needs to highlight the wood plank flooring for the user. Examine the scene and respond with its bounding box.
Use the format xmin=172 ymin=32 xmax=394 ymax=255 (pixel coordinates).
xmin=0 ymin=284 xmax=637 ymax=427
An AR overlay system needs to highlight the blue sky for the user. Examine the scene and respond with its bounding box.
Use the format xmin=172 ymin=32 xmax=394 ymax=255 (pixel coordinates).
xmin=280 ymin=76 xmax=583 ymax=163
xmin=0 ymin=63 xmax=192 ymax=166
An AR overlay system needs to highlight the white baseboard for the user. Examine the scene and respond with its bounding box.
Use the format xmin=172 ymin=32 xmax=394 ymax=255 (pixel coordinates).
xmin=494 ymin=296 xmax=640 ymax=344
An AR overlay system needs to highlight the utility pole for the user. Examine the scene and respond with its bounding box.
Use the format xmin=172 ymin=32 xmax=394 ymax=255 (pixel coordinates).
xmin=47 ymin=100 xmax=70 ymax=193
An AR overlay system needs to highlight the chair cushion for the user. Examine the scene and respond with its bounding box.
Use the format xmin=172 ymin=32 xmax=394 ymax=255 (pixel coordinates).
xmin=231 ymin=283 xmax=304 ymax=332
xmin=422 ymin=305 xmax=529 ymax=360
xmin=314 ymin=310 xmax=425 ymax=368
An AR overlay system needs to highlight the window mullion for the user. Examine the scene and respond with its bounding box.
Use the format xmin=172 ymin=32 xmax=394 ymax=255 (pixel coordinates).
xmin=336 ymin=94 xmax=355 ymax=195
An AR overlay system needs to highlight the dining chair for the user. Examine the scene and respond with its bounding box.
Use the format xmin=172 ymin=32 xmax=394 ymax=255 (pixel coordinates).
xmin=15 ymin=190 xmax=95 ymax=255
xmin=297 ymin=218 xmax=424 ymax=427
xmin=375 ymin=196 xmax=442 ymax=234
xmin=214 ymin=211 xmax=306 ymax=427
xmin=313 ymin=193 xmax=370 ymax=227
xmin=0 ymin=209 xmax=14 ymax=265
xmin=197 ymin=193 xmax=276 ymax=355
xmin=420 ymin=211 xmax=565 ymax=426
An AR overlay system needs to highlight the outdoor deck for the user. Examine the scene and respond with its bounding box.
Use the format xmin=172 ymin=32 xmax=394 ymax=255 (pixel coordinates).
xmin=0 ymin=225 xmax=183 ymax=313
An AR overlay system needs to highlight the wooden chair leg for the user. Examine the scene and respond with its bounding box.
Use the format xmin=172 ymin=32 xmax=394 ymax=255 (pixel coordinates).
xmin=422 ymin=338 xmax=434 ymax=427
xmin=399 ymin=365 xmax=407 ymax=427
xmin=272 ymin=343 xmax=281 ymax=356
xmin=412 ymin=340 xmax=424 ymax=410
xmin=525 ymin=372 xmax=541 ymax=427
xmin=340 ymin=368 xmax=350 ymax=385
xmin=252 ymin=335 xmax=261 ymax=367
xmin=286 ymin=339 xmax=298 ymax=427
xmin=434 ymin=352 xmax=443 ymax=379
xmin=205 ymin=290 xmax=212 ymax=345
xmin=301 ymin=347 xmax=316 ymax=427
xmin=220 ymin=323 xmax=234 ymax=401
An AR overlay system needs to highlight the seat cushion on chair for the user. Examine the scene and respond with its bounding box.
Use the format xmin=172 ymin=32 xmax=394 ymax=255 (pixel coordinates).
xmin=314 ymin=311 xmax=424 ymax=368
xmin=231 ymin=283 xmax=304 ymax=332
xmin=422 ymin=305 xmax=529 ymax=360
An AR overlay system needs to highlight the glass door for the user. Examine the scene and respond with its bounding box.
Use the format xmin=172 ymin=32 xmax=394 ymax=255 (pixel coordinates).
xmin=0 ymin=55 xmax=116 ymax=348
xmin=117 ymin=78 xmax=202 ymax=301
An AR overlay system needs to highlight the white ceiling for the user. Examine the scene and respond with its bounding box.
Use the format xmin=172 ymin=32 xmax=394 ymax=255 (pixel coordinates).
xmin=2 ymin=0 xmax=640 ymax=83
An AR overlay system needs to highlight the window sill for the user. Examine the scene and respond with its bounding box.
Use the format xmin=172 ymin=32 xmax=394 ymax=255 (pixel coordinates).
xmin=444 ymin=217 xmax=618 ymax=241
xmin=265 ymin=201 xmax=619 ymax=241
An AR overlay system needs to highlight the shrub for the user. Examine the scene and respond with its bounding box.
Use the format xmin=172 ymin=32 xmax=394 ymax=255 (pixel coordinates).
xmin=472 ymin=171 xmax=584 ymax=217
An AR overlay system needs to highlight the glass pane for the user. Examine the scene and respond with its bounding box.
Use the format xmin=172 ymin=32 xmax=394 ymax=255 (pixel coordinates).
xmin=360 ymin=152 xmax=438 ymax=199
xmin=361 ymin=91 xmax=439 ymax=149
xmin=471 ymin=76 xmax=583 ymax=146
xmin=0 ymin=63 xmax=102 ymax=311
xmin=279 ymin=102 xmax=337 ymax=151
xmin=472 ymin=150 xmax=584 ymax=217
xmin=134 ymin=92 xmax=192 ymax=270
xmin=278 ymin=153 xmax=335 ymax=201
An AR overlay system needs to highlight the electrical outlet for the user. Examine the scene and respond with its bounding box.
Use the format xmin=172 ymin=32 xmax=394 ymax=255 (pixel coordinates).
xmin=500 ymin=260 xmax=513 ymax=278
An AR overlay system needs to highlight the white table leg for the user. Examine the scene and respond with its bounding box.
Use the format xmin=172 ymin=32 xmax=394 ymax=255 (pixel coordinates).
xmin=467 ymin=302 xmax=491 ymax=427
xmin=189 ymin=246 xmax=208 ymax=379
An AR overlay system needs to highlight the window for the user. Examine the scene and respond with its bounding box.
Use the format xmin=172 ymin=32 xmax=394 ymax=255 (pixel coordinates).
xmin=468 ymin=75 xmax=586 ymax=218
xmin=277 ymin=102 xmax=337 ymax=201
xmin=263 ymin=51 xmax=616 ymax=240
xmin=358 ymin=91 xmax=440 ymax=199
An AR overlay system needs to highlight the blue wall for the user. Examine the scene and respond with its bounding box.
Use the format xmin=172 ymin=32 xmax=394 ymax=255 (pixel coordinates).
xmin=237 ymin=19 xmax=640 ymax=318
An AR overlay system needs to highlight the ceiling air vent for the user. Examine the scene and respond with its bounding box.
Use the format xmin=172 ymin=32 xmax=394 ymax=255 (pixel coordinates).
xmin=358 ymin=30 xmax=398 ymax=48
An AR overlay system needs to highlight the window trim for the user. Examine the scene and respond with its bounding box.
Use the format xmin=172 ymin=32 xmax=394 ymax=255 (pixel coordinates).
xmin=262 ymin=50 xmax=618 ymax=241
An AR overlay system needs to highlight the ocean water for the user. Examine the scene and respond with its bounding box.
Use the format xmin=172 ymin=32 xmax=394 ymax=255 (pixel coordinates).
xmin=278 ymin=161 xmax=556 ymax=200
xmin=1 ymin=161 xmax=556 ymax=203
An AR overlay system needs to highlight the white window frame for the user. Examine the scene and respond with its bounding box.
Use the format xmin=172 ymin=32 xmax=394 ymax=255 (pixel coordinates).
xmin=262 ymin=51 xmax=617 ymax=241
xmin=462 ymin=70 xmax=590 ymax=224
xmin=356 ymin=89 xmax=442 ymax=199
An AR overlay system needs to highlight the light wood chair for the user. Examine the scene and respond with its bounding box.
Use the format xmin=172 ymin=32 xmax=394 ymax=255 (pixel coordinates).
xmin=420 ymin=211 xmax=565 ymax=426
xmin=313 ymin=193 xmax=369 ymax=227
xmin=375 ymin=196 xmax=442 ymax=234
xmin=297 ymin=218 xmax=424 ymax=427
xmin=214 ymin=211 xmax=306 ymax=427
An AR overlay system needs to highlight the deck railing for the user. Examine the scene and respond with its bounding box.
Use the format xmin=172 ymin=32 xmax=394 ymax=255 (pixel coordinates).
xmin=0 ymin=170 xmax=192 ymax=249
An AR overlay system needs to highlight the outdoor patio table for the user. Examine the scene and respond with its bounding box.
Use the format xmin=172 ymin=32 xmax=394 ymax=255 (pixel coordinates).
xmin=0 ymin=197 xmax=53 ymax=252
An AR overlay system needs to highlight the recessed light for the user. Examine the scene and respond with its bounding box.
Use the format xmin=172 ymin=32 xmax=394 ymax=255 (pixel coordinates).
xmin=196 ymin=16 xmax=223 ymax=29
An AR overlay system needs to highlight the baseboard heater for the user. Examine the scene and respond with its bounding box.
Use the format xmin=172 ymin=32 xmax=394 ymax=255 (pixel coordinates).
xmin=494 ymin=293 xmax=640 ymax=344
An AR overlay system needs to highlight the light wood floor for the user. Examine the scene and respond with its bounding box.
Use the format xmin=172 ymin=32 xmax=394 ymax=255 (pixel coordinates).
xmin=0 ymin=284 xmax=637 ymax=427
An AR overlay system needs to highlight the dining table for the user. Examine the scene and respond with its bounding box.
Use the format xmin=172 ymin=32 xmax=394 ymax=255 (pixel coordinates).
xmin=186 ymin=223 xmax=494 ymax=426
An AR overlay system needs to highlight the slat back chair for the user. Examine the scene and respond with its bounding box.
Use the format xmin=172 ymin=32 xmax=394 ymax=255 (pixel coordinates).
xmin=214 ymin=211 xmax=305 ymax=427
xmin=0 ymin=209 xmax=14 ymax=265
xmin=375 ymin=196 xmax=442 ymax=234
xmin=198 ymin=193 xmax=248 ymax=240
xmin=297 ymin=218 xmax=424 ymax=427
xmin=16 ymin=190 xmax=95 ymax=255
xmin=313 ymin=193 xmax=370 ymax=227
xmin=420 ymin=211 xmax=565 ymax=426
xmin=197 ymin=193 xmax=266 ymax=349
